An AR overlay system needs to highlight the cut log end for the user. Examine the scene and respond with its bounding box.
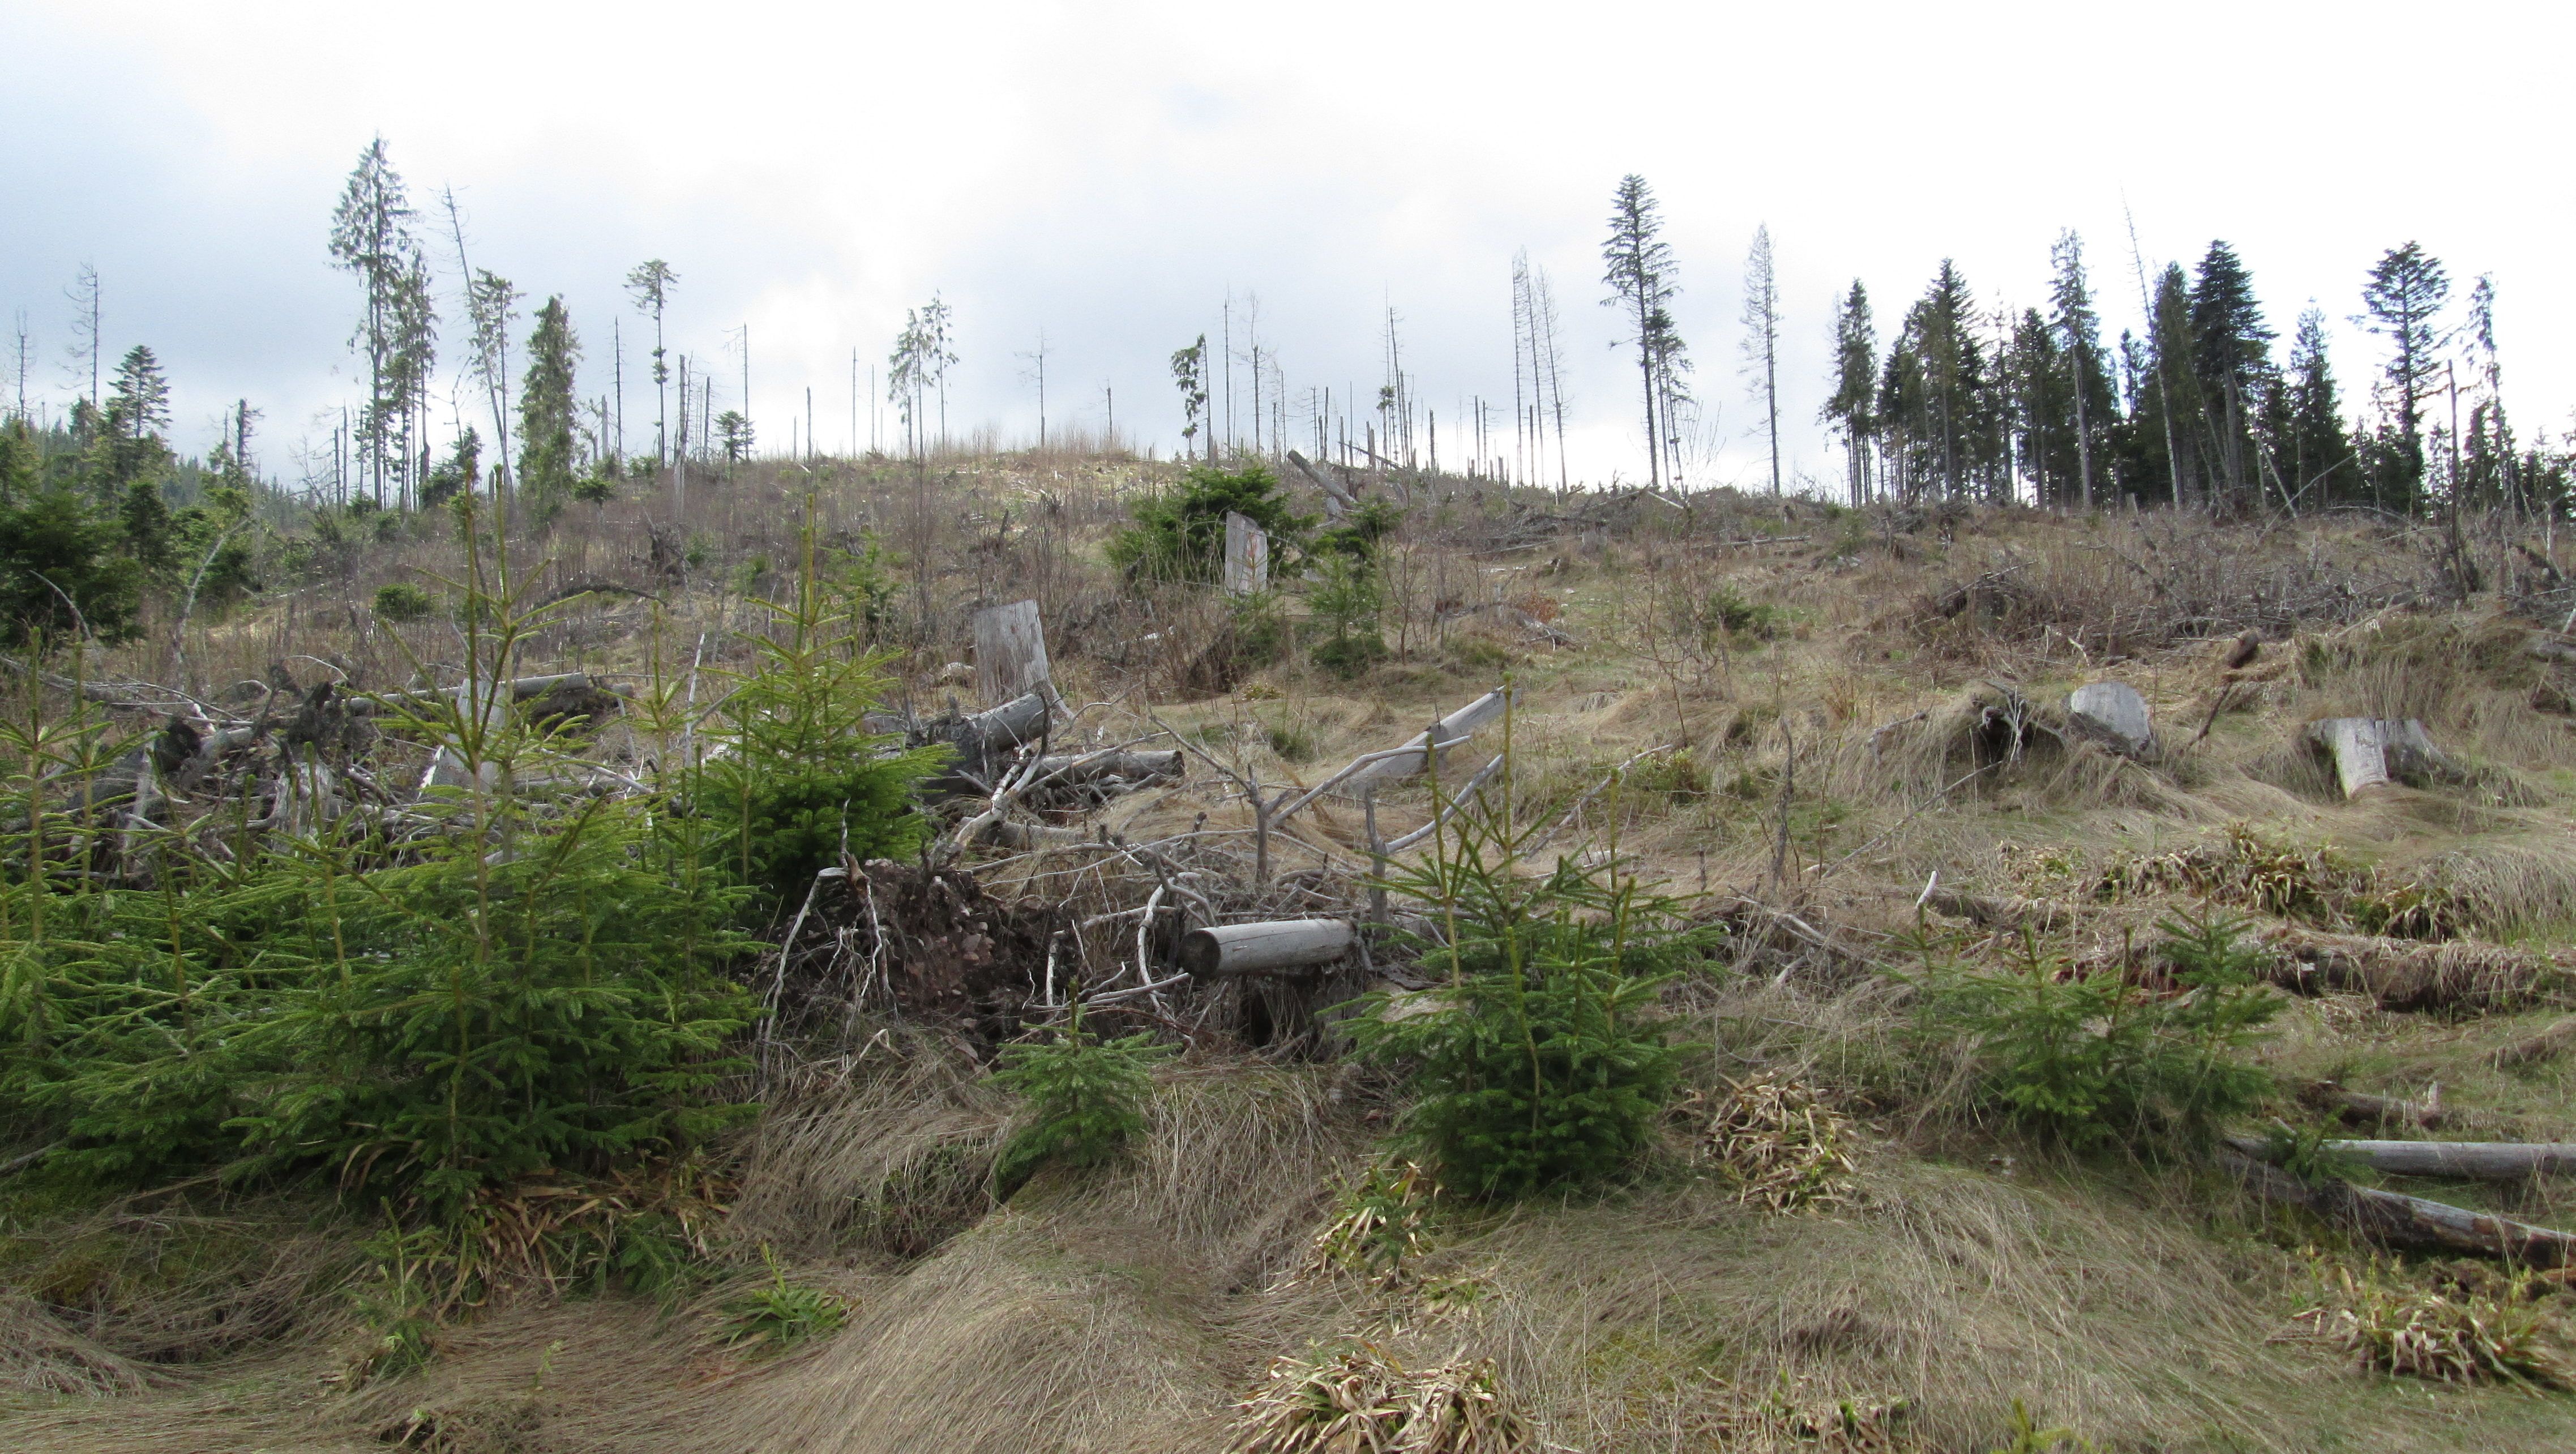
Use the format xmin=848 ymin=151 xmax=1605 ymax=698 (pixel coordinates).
xmin=1178 ymin=919 xmax=1355 ymax=976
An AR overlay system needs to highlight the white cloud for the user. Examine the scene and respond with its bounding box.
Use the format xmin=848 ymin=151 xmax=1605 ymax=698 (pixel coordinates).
xmin=5 ymin=0 xmax=2570 ymax=486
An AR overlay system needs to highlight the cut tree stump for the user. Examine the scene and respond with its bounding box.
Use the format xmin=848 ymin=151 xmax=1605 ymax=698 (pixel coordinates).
xmin=2306 ymin=716 xmax=2466 ymax=798
xmin=974 ymin=601 xmax=1055 ymax=710
xmin=2310 ymin=717 xmax=2392 ymax=797
xmin=1223 ymin=512 xmax=1270 ymax=596
xmin=2066 ymin=681 xmax=2155 ymax=758
xmin=1178 ymin=919 xmax=1355 ymax=976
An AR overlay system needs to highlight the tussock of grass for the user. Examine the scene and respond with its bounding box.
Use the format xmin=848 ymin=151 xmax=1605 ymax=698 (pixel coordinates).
xmin=1227 ymin=1345 xmax=1535 ymax=1454
xmin=2097 ymin=822 xmax=2474 ymax=940
xmin=1684 ymin=1074 xmax=1859 ymax=1213
xmin=2293 ymin=1257 xmax=2576 ymax=1389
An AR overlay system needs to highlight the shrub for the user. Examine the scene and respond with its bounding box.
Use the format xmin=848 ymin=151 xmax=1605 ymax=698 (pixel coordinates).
xmin=371 ymin=581 xmax=435 ymax=622
xmin=1311 ymin=632 xmax=1388 ymax=679
xmin=1307 ymin=525 xmax=1388 ymax=677
xmin=1260 ymin=711 xmax=1320 ymax=764
xmin=1987 ymin=1400 xmax=2091 ymax=1453
xmin=1347 ymin=766 xmax=1719 ymax=1199
xmin=2295 ymin=1258 xmax=2575 ymax=1389
xmin=1701 ymin=584 xmax=1784 ymax=642
xmin=1912 ymin=912 xmax=2278 ymax=1155
xmin=987 ymin=1002 xmax=1169 ymax=1195
xmin=2095 ymin=823 xmax=2470 ymax=941
xmin=1230 ymin=593 xmax=1290 ymax=670
xmin=1107 ymin=462 xmax=1309 ymax=584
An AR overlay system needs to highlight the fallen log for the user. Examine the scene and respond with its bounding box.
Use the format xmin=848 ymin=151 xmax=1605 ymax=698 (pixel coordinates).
xmin=1285 ymin=449 xmax=1354 ymax=518
xmin=1032 ymin=749 xmax=1182 ymax=785
xmin=2227 ymin=1135 xmax=2576 ymax=1181
xmin=902 ymin=691 xmax=1052 ymax=794
xmin=985 ymin=820 xmax=1093 ymax=851
xmin=2493 ymin=1015 xmax=2576 ymax=1068
xmin=2221 ymin=1149 xmax=2576 ymax=1266
xmin=1178 ymin=918 xmax=1355 ymax=976
xmin=2257 ymin=923 xmax=2571 ymax=1012
xmin=348 ymin=672 xmax=619 ymax=717
xmin=2300 ymin=1079 xmax=2454 ymax=1131
xmin=1915 ymin=886 xmax=2076 ymax=933
xmin=2528 ymin=634 xmax=2576 ymax=666
xmin=1384 ymin=753 xmax=1503 ymax=852
xmin=1437 ymin=600 xmax=1579 ymax=647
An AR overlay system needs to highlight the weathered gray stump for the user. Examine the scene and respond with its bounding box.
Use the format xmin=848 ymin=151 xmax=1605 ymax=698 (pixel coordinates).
xmin=1223 ymin=512 xmax=1270 ymax=596
xmin=2066 ymin=681 xmax=2155 ymax=758
xmin=2307 ymin=717 xmax=2461 ymax=798
xmin=974 ymin=600 xmax=1055 ymax=710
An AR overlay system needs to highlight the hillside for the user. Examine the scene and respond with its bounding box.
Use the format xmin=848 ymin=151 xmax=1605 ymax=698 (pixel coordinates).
xmin=8 ymin=451 xmax=2576 ymax=1452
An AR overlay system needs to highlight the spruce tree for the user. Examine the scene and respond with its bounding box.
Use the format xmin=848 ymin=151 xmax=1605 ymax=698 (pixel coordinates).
xmin=387 ymin=246 xmax=438 ymax=508
xmin=2455 ymin=275 xmax=2513 ymax=511
xmin=2186 ymin=241 xmax=2273 ymax=511
xmin=2048 ymin=232 xmax=2115 ymax=510
xmin=2006 ymin=307 xmax=2070 ymax=505
xmin=0 ymin=416 xmax=140 ymax=645
xmin=2279 ymin=310 xmax=2356 ymax=508
xmin=1740 ymin=224 xmax=1783 ymax=495
xmin=93 ymin=344 xmax=170 ymax=493
xmin=464 ymin=269 xmax=521 ymax=501
xmin=1822 ymin=281 xmax=1877 ymax=505
xmin=328 ymin=139 xmax=419 ymax=508
xmin=2357 ymin=242 xmax=2450 ymax=512
xmin=1601 ymin=175 xmax=1680 ymax=490
xmin=2125 ymin=264 xmax=2198 ymax=506
xmin=624 ymin=260 xmax=678 ymax=467
xmin=1884 ymin=262 xmax=1988 ymax=501
xmin=517 ymin=297 xmax=583 ymax=513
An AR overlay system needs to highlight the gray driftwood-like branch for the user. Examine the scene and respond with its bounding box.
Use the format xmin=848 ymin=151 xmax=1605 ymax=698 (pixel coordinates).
xmin=2227 ymin=1135 xmax=2576 ymax=1181
xmin=1270 ymin=687 xmax=1513 ymax=828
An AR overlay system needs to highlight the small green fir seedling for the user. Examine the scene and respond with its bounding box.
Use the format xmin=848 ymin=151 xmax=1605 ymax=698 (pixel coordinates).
xmin=988 ymin=999 xmax=1170 ymax=1195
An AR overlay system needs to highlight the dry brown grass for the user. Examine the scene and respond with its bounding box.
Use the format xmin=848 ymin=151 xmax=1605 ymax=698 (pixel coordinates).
xmin=23 ymin=465 xmax=2576 ymax=1452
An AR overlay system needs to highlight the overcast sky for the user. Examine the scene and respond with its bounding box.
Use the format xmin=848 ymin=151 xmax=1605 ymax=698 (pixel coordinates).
xmin=5 ymin=1 xmax=2570 ymax=492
